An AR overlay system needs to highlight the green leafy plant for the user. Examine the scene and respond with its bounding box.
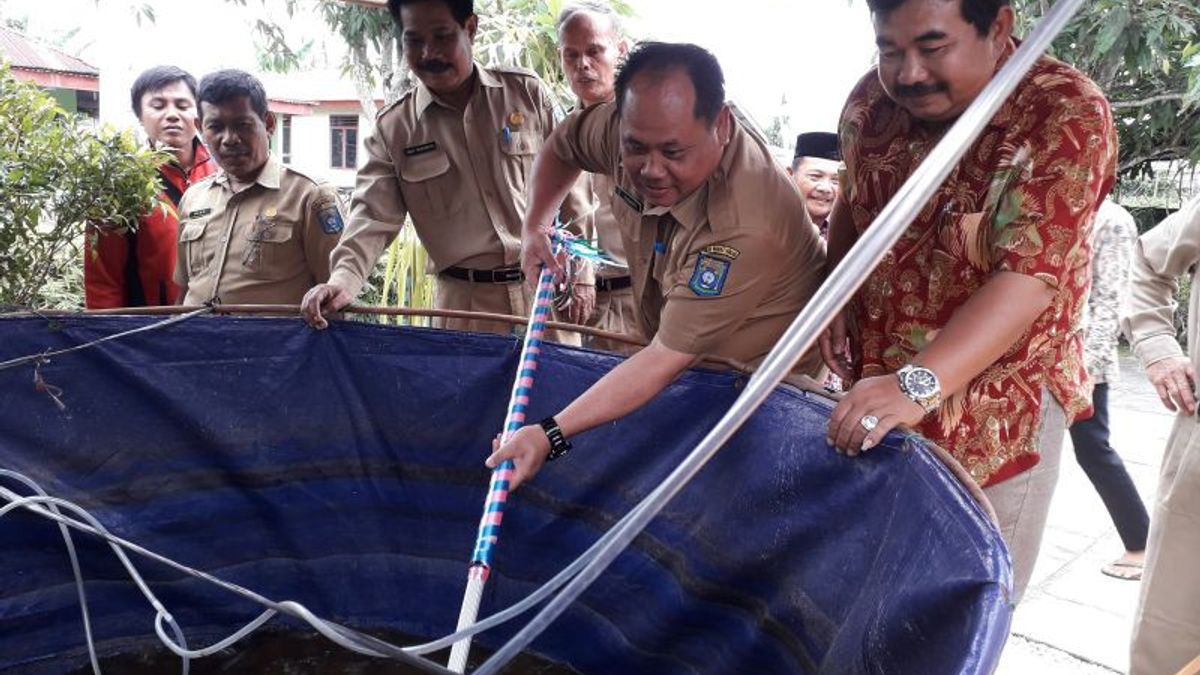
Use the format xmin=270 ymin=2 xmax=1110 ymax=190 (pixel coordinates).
xmin=1012 ymin=0 xmax=1200 ymax=178
xmin=0 ymin=63 xmax=166 ymax=309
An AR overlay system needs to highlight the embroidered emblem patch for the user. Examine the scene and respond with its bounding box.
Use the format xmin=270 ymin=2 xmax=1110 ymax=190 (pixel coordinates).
xmin=689 ymin=252 xmax=732 ymax=297
xmin=508 ymin=110 xmax=525 ymax=128
xmin=404 ymin=142 xmax=437 ymax=157
xmin=319 ymin=204 xmax=344 ymax=235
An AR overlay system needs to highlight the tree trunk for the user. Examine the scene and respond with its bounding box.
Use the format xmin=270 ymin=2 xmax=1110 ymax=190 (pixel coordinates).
xmin=350 ymin=41 xmax=377 ymax=134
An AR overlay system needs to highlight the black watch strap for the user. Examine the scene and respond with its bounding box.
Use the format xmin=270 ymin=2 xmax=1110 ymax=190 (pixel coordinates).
xmin=539 ymin=416 xmax=572 ymax=461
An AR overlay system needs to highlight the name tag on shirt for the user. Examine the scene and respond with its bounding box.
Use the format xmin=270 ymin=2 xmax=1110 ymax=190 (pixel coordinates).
xmin=187 ymin=208 xmax=212 ymax=219
xmin=615 ymin=185 xmax=643 ymax=213
xmin=404 ymin=142 xmax=438 ymax=157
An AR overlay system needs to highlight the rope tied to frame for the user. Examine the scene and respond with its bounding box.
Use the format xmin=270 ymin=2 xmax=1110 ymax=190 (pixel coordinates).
xmin=0 ymin=307 xmax=213 ymax=374
xmin=32 ymin=355 xmax=66 ymax=411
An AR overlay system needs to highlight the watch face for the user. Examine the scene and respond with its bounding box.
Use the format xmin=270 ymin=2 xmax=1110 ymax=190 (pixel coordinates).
xmin=905 ymin=368 xmax=939 ymax=398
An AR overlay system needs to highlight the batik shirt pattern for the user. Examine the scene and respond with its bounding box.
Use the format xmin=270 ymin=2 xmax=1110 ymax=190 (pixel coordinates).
xmin=839 ymin=51 xmax=1117 ymax=486
xmin=1083 ymin=200 xmax=1137 ymax=384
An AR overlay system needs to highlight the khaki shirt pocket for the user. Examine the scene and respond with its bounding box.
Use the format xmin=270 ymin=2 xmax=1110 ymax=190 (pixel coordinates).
xmin=499 ymin=129 xmax=541 ymax=190
xmin=179 ymin=219 xmax=212 ymax=278
xmin=399 ymin=147 xmax=454 ymax=222
xmin=243 ymin=220 xmax=299 ymax=279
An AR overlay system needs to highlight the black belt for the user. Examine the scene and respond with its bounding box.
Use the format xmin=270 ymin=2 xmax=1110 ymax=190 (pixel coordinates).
xmin=441 ymin=266 xmax=525 ymax=284
xmin=595 ymin=276 xmax=632 ymax=292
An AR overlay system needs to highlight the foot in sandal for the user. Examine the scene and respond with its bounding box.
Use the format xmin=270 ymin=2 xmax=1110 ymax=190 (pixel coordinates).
xmin=1101 ymin=550 xmax=1145 ymax=581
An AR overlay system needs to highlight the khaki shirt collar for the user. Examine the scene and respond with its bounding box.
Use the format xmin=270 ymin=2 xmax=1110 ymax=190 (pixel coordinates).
xmin=644 ymin=184 xmax=707 ymax=231
xmin=213 ymin=153 xmax=282 ymax=192
xmin=414 ymin=63 xmax=499 ymax=119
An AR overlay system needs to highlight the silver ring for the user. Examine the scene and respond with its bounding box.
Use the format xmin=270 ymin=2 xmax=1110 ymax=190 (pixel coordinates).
xmin=860 ymin=415 xmax=879 ymax=432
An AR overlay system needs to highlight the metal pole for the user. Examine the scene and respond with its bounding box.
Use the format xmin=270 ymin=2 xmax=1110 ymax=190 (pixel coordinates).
xmin=474 ymin=1 xmax=1085 ymax=671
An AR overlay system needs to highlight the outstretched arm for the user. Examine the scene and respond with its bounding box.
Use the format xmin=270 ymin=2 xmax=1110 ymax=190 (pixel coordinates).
xmin=486 ymin=338 xmax=695 ymax=489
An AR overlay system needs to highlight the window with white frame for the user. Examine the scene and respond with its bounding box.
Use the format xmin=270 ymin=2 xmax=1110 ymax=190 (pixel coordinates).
xmin=330 ymin=115 xmax=358 ymax=169
xmin=281 ymin=114 xmax=293 ymax=164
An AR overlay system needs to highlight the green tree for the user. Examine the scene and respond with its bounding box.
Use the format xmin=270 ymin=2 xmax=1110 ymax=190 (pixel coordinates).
xmin=763 ymin=95 xmax=790 ymax=149
xmin=1012 ymin=0 xmax=1200 ymax=177
xmin=0 ymin=64 xmax=165 ymax=308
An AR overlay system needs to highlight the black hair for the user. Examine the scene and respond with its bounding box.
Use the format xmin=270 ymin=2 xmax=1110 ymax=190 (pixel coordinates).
xmin=865 ymin=0 xmax=1010 ymax=37
xmin=196 ymin=69 xmax=269 ymax=121
xmin=386 ymin=0 xmax=474 ymax=28
xmin=130 ymin=65 xmax=198 ymax=117
xmin=614 ymin=42 xmax=725 ymax=126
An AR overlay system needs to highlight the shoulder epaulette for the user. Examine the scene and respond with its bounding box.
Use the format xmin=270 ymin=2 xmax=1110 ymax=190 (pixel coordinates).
xmin=282 ymin=163 xmax=326 ymax=187
xmin=190 ymin=173 xmax=221 ymax=189
xmin=375 ymin=88 xmax=416 ymax=120
xmin=489 ymin=64 xmax=539 ymax=79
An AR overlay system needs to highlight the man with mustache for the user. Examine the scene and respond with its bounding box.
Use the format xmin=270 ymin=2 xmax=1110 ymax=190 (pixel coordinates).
xmin=821 ymin=0 xmax=1116 ymax=603
xmin=787 ymin=131 xmax=841 ymax=237
xmin=556 ymin=1 xmax=639 ymax=352
xmin=301 ymin=0 xmax=590 ymax=337
xmin=85 ymin=66 xmax=218 ymax=308
xmin=486 ymin=42 xmax=826 ymax=489
xmin=174 ymin=69 xmax=346 ymax=306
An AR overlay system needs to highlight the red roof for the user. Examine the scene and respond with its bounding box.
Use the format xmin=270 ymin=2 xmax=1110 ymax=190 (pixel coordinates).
xmin=0 ymin=26 xmax=98 ymax=77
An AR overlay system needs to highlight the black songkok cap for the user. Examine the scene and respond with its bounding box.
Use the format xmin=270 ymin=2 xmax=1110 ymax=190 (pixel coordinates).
xmin=794 ymin=131 xmax=840 ymax=161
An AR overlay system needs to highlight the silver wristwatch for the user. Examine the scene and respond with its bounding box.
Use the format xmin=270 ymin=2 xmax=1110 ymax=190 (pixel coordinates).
xmin=896 ymin=364 xmax=942 ymax=414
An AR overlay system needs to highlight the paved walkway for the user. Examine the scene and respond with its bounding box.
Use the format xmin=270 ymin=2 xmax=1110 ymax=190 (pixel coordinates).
xmin=995 ymin=355 xmax=1173 ymax=674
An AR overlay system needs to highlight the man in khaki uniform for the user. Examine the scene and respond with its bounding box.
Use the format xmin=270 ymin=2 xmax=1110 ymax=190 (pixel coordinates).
xmin=486 ymin=42 xmax=826 ymax=488
xmin=556 ymin=1 xmax=639 ymax=353
xmin=1122 ymin=195 xmax=1200 ymax=675
xmin=176 ymin=69 xmax=345 ymax=306
xmin=301 ymin=0 xmax=589 ymax=338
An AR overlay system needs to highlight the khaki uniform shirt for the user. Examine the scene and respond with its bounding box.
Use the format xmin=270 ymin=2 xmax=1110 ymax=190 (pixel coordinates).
xmin=329 ymin=64 xmax=590 ymax=299
xmin=589 ymin=172 xmax=629 ymax=279
xmin=581 ymin=171 xmax=641 ymax=353
xmin=549 ymin=102 xmax=826 ymax=370
xmin=1122 ymin=195 xmax=1200 ymax=675
xmin=175 ymin=155 xmax=345 ymax=305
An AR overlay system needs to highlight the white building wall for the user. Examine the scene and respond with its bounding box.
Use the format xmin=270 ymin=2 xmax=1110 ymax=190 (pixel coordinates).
xmin=280 ymin=105 xmax=371 ymax=191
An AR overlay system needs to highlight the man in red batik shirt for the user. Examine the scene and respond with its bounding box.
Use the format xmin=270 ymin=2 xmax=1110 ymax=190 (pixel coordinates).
xmin=820 ymin=0 xmax=1116 ymax=603
xmin=85 ymin=66 xmax=217 ymax=308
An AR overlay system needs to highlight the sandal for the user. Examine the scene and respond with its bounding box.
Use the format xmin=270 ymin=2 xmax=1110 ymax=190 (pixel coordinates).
xmin=1101 ymin=560 xmax=1143 ymax=581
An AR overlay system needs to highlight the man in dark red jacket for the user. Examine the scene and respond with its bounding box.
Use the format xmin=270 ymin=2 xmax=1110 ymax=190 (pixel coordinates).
xmin=84 ymin=65 xmax=218 ymax=308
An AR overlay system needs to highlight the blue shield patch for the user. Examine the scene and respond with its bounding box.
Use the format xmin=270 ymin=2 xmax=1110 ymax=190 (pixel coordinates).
xmin=689 ymin=253 xmax=731 ymax=297
xmin=319 ymin=205 xmax=344 ymax=235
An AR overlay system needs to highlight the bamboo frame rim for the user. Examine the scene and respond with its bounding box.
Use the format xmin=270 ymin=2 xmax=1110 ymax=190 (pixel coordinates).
xmin=1 ymin=304 xmax=759 ymax=373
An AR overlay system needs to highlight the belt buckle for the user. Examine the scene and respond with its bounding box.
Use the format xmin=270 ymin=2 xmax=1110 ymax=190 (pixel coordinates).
xmin=500 ymin=268 xmax=522 ymax=283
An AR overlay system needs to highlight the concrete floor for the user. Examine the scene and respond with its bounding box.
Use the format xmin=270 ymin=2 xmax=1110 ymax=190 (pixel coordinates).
xmin=994 ymin=355 xmax=1173 ymax=675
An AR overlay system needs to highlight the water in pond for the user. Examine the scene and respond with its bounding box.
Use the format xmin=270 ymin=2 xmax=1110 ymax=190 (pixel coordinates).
xmin=62 ymin=631 xmax=578 ymax=675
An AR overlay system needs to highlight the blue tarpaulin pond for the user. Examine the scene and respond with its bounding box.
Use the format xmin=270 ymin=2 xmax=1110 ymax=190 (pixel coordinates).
xmin=0 ymin=314 xmax=1012 ymax=674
